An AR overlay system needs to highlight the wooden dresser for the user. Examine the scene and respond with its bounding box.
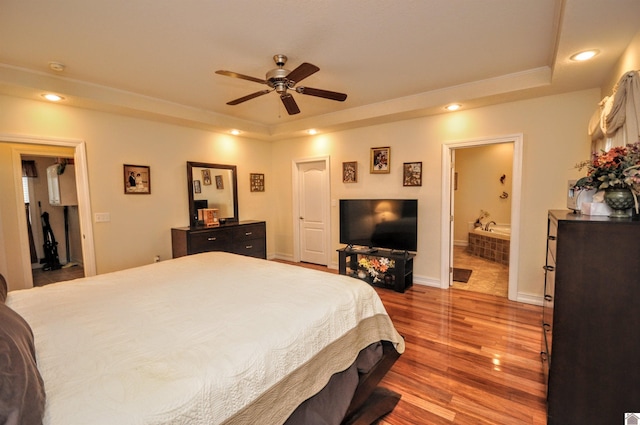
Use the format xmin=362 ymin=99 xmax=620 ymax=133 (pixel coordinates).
xmin=171 ymin=221 xmax=266 ymax=259
xmin=542 ymin=210 xmax=640 ymax=424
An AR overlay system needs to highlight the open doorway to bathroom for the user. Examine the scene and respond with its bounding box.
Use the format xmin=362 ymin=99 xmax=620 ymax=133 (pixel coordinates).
xmin=451 ymin=144 xmax=513 ymax=297
xmin=441 ymin=134 xmax=522 ymax=301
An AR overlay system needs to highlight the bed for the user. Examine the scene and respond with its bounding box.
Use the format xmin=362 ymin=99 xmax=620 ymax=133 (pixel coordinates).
xmin=1 ymin=252 xmax=404 ymax=425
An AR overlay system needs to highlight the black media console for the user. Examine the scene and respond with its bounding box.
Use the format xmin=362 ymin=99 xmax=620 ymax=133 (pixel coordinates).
xmin=337 ymin=247 xmax=414 ymax=293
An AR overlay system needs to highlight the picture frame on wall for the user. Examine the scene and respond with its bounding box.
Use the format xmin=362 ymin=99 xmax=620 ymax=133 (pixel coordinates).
xmin=215 ymin=175 xmax=224 ymax=189
xmin=403 ymin=161 xmax=422 ymax=186
xmin=194 ymin=179 xmax=201 ymax=194
xmin=370 ymin=147 xmax=390 ymax=174
xmin=250 ymin=173 xmax=265 ymax=192
xmin=342 ymin=161 xmax=358 ymax=183
xmin=201 ymin=169 xmax=212 ymax=185
xmin=124 ymin=164 xmax=151 ymax=194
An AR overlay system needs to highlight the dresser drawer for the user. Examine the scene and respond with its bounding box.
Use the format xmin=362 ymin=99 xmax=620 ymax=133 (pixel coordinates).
xmin=232 ymin=241 xmax=266 ymax=258
xmin=547 ymin=217 xmax=558 ymax=263
xmin=172 ymin=221 xmax=266 ymax=259
xmin=232 ymin=223 xmax=266 ymax=242
xmin=189 ymin=229 xmax=231 ymax=254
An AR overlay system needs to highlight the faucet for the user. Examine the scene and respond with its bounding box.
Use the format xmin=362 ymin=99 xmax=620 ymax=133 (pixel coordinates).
xmin=484 ymin=221 xmax=496 ymax=231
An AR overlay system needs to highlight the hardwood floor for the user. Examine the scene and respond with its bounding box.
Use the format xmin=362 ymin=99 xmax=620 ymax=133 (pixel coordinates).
xmin=376 ymin=285 xmax=546 ymax=425
xmin=281 ymin=260 xmax=547 ymax=424
xmin=32 ymin=264 xmax=84 ymax=286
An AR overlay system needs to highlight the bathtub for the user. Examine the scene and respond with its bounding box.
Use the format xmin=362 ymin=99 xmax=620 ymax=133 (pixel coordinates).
xmin=471 ymin=224 xmax=511 ymax=241
xmin=468 ymin=224 xmax=510 ymax=265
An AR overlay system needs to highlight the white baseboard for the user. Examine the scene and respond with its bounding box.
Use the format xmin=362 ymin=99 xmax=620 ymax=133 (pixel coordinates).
xmin=515 ymin=292 xmax=543 ymax=306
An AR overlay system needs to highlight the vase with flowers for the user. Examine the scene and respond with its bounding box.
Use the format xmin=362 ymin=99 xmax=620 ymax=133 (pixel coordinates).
xmin=574 ymin=142 xmax=640 ymax=217
xmin=357 ymin=255 xmax=395 ymax=285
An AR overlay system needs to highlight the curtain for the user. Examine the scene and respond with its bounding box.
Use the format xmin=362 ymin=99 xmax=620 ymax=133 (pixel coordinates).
xmin=25 ymin=203 xmax=38 ymax=264
xmin=22 ymin=160 xmax=37 ymax=177
xmin=605 ymin=71 xmax=640 ymax=150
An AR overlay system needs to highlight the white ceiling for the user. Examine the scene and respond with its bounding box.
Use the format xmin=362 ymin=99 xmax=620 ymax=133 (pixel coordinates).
xmin=1 ymin=0 xmax=639 ymax=140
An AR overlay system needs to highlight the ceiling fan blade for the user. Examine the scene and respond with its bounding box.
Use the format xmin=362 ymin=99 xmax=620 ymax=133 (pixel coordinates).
xmin=226 ymin=90 xmax=271 ymax=105
xmin=280 ymin=94 xmax=300 ymax=115
xmin=285 ymin=63 xmax=320 ymax=84
xmin=296 ymin=86 xmax=347 ymax=101
xmin=215 ymin=70 xmax=267 ymax=85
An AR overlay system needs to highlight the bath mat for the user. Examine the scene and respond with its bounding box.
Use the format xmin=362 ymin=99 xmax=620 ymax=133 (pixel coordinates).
xmin=453 ymin=268 xmax=472 ymax=283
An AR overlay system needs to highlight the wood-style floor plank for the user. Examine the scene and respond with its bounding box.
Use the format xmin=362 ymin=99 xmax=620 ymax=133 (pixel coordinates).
xmin=276 ymin=259 xmax=547 ymax=424
xmin=375 ymin=285 xmax=546 ymax=425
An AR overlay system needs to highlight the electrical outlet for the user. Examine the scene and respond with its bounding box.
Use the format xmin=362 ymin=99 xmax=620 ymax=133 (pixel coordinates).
xmin=94 ymin=212 xmax=110 ymax=222
xmin=154 ymin=255 xmax=160 ymax=263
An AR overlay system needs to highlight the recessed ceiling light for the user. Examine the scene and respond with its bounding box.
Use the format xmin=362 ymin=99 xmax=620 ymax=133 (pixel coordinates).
xmin=445 ymin=103 xmax=461 ymax=111
xmin=570 ymin=50 xmax=599 ymax=61
xmin=48 ymin=62 xmax=66 ymax=72
xmin=229 ymin=129 xmax=241 ymax=135
xmin=42 ymin=93 xmax=64 ymax=102
xmin=307 ymin=129 xmax=318 ymax=135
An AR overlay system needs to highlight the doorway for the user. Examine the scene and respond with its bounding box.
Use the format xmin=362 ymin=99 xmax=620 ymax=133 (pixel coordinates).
xmin=451 ymin=144 xmax=513 ymax=297
xmin=22 ymin=154 xmax=85 ymax=286
xmin=292 ymin=156 xmax=331 ymax=266
xmin=441 ymin=134 xmax=523 ymax=301
xmin=1 ymin=134 xmax=96 ymax=290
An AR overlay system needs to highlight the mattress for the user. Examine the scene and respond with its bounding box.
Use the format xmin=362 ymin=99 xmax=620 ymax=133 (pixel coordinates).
xmin=7 ymin=252 xmax=404 ymax=425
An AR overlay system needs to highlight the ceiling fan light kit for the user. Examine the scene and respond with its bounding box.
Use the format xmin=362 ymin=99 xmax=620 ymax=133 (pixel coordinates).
xmin=216 ymin=54 xmax=347 ymax=115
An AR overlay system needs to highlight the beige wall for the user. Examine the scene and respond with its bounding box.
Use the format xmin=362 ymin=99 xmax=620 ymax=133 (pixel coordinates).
xmin=0 ymin=95 xmax=274 ymax=290
xmin=453 ymin=143 xmax=514 ymax=245
xmin=273 ymin=89 xmax=599 ymax=301
xmin=0 ymin=88 xmax=599 ymax=300
xmin=602 ymin=29 xmax=640 ymax=96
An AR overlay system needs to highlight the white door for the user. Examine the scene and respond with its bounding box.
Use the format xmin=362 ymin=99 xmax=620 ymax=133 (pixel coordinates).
xmin=297 ymin=160 xmax=329 ymax=265
xmin=448 ymin=150 xmax=456 ymax=286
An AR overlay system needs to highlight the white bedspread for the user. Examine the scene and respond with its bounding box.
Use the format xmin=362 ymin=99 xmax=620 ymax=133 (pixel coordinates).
xmin=7 ymin=252 xmax=404 ymax=425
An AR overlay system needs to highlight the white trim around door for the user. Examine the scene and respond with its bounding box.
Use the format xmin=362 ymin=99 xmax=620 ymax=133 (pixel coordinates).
xmin=3 ymin=133 xmax=96 ymax=287
xmin=291 ymin=156 xmax=331 ymax=266
xmin=440 ymin=134 xmax=522 ymax=301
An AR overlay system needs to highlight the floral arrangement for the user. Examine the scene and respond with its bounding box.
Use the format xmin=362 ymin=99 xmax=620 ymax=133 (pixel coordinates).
xmin=574 ymin=142 xmax=640 ymax=192
xmin=358 ymin=255 xmax=395 ymax=283
xmin=473 ymin=209 xmax=490 ymax=228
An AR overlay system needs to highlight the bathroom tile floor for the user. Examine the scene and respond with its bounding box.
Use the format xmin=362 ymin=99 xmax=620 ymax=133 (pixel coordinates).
xmin=452 ymin=245 xmax=509 ymax=297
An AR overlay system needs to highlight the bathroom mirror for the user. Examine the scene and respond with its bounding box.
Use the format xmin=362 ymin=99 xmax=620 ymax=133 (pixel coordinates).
xmin=187 ymin=161 xmax=238 ymax=226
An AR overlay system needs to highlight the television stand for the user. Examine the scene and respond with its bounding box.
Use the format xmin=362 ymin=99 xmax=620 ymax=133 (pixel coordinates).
xmin=337 ymin=248 xmax=414 ymax=293
xmin=345 ymin=245 xmax=377 ymax=254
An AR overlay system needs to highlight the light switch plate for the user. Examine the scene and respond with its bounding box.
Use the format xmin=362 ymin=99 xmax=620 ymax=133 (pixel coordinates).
xmin=94 ymin=212 xmax=110 ymax=222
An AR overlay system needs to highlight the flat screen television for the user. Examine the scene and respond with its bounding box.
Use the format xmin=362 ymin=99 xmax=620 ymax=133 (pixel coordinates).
xmin=339 ymin=199 xmax=418 ymax=252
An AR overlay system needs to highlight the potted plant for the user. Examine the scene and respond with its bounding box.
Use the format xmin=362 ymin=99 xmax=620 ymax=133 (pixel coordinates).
xmin=575 ymin=142 xmax=640 ymax=217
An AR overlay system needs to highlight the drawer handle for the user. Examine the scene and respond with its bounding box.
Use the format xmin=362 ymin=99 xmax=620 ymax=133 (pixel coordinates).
xmin=540 ymin=351 xmax=548 ymax=362
xmin=543 ymin=322 xmax=551 ymax=330
xmin=543 ymin=265 xmax=555 ymax=271
xmin=245 ymin=245 xmax=253 ymax=249
xmin=245 ymin=232 xmax=253 ymax=236
xmin=207 ymin=237 xmax=217 ymax=241
xmin=544 ymin=294 xmax=553 ymax=302
xmin=548 ymin=235 xmax=557 ymax=241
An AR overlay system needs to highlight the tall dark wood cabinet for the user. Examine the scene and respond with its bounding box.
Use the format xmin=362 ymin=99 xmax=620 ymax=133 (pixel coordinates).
xmin=542 ymin=210 xmax=640 ymax=424
xmin=171 ymin=221 xmax=266 ymax=259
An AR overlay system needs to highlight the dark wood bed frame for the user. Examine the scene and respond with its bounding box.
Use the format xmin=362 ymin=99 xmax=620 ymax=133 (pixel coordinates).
xmin=341 ymin=341 xmax=402 ymax=425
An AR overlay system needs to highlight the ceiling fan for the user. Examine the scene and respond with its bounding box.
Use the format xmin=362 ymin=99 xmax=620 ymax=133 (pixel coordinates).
xmin=215 ymin=54 xmax=347 ymax=115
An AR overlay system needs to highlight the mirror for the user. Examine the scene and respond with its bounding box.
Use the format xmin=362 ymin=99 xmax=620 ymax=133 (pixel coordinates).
xmin=187 ymin=161 xmax=238 ymax=227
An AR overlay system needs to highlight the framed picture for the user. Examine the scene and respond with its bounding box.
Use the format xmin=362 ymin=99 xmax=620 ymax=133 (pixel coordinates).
xmin=123 ymin=164 xmax=151 ymax=194
xmin=250 ymin=173 xmax=265 ymax=192
xmin=201 ymin=169 xmax=212 ymax=185
xmin=370 ymin=147 xmax=390 ymax=174
xmin=403 ymin=161 xmax=422 ymax=186
xmin=342 ymin=161 xmax=358 ymax=183
xmin=215 ymin=175 xmax=224 ymax=189
xmin=193 ymin=179 xmax=201 ymax=193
